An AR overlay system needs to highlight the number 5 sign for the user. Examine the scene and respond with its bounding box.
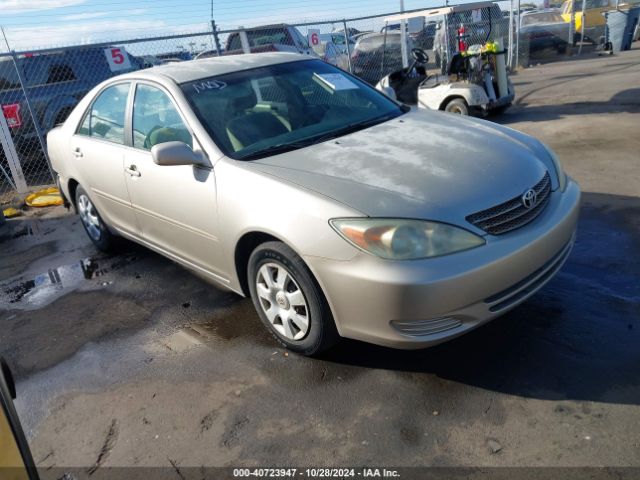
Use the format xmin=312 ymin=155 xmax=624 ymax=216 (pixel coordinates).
xmin=308 ymin=29 xmax=321 ymax=47
xmin=104 ymin=47 xmax=132 ymax=72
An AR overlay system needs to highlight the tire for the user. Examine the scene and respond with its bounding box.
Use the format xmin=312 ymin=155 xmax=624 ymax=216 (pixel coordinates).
xmin=248 ymin=241 xmax=339 ymax=355
xmin=444 ymin=98 xmax=469 ymax=115
xmin=75 ymin=185 xmax=114 ymax=252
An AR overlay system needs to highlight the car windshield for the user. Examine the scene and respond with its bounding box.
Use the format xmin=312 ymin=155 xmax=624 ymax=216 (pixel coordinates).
xmin=181 ymin=59 xmax=403 ymax=160
xmin=522 ymin=12 xmax=564 ymax=25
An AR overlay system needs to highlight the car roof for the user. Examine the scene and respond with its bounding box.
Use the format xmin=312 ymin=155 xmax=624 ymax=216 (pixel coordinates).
xmin=118 ymin=52 xmax=309 ymax=84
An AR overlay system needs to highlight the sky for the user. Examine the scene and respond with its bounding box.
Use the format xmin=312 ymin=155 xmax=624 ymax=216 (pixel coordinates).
xmin=0 ymin=0 xmax=515 ymax=52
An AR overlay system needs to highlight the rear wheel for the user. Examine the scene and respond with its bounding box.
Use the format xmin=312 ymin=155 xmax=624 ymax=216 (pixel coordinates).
xmin=75 ymin=185 xmax=114 ymax=251
xmin=248 ymin=241 xmax=339 ymax=355
xmin=444 ymin=98 xmax=469 ymax=115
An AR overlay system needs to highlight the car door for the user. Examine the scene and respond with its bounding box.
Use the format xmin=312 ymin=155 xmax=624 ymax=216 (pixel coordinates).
xmin=124 ymin=81 xmax=225 ymax=278
xmin=71 ymin=82 xmax=139 ymax=235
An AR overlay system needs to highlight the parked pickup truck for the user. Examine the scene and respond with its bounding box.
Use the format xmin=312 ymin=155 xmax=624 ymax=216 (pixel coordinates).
xmin=0 ymin=46 xmax=140 ymax=143
xmin=197 ymin=24 xmax=316 ymax=59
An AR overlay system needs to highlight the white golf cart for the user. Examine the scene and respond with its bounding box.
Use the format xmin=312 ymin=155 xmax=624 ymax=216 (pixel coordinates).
xmin=375 ymin=2 xmax=515 ymax=116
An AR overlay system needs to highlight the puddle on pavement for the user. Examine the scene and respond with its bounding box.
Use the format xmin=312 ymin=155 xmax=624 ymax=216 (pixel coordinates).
xmin=0 ymin=219 xmax=55 ymax=245
xmin=192 ymin=300 xmax=271 ymax=344
xmin=145 ymin=327 xmax=205 ymax=355
xmin=147 ymin=300 xmax=271 ymax=354
xmin=1 ymin=252 xmax=139 ymax=310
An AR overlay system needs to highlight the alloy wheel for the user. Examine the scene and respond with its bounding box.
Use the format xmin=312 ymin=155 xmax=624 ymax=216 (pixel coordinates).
xmin=77 ymin=194 xmax=101 ymax=241
xmin=255 ymin=262 xmax=310 ymax=340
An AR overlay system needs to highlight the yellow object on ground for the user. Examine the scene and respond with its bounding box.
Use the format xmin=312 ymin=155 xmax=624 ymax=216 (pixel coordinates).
xmin=25 ymin=187 xmax=64 ymax=207
xmin=2 ymin=207 xmax=21 ymax=218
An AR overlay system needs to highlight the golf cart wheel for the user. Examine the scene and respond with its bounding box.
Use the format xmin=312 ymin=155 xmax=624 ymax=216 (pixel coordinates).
xmin=248 ymin=241 xmax=339 ymax=356
xmin=444 ymin=98 xmax=469 ymax=115
xmin=75 ymin=185 xmax=114 ymax=252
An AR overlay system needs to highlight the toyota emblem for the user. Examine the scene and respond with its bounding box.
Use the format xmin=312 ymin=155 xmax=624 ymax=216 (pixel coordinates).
xmin=522 ymin=189 xmax=537 ymax=209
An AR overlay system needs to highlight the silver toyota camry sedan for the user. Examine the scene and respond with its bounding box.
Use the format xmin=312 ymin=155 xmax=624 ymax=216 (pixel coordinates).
xmin=47 ymin=53 xmax=580 ymax=355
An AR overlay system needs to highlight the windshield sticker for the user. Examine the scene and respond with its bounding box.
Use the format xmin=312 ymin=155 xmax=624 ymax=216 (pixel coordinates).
xmin=192 ymin=80 xmax=227 ymax=94
xmin=314 ymin=73 xmax=359 ymax=91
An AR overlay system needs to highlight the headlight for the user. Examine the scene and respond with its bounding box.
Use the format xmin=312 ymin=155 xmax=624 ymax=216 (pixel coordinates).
xmin=542 ymin=143 xmax=566 ymax=192
xmin=330 ymin=218 xmax=485 ymax=260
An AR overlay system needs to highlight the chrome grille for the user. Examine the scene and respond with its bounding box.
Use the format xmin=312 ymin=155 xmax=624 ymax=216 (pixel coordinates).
xmin=466 ymin=172 xmax=552 ymax=235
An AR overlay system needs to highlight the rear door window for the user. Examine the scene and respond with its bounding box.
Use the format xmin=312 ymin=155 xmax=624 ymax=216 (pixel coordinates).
xmin=78 ymin=83 xmax=130 ymax=145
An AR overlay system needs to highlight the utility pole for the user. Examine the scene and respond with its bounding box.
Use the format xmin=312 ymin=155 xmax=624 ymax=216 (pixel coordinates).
xmin=210 ymin=0 xmax=222 ymax=55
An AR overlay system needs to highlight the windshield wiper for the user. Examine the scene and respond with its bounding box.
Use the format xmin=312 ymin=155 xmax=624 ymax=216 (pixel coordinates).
xmin=238 ymin=141 xmax=312 ymax=160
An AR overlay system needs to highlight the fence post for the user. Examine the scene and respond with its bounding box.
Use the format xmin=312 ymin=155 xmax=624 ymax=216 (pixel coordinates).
xmin=399 ymin=0 xmax=409 ymax=69
xmin=508 ymin=0 xmax=514 ymax=68
xmin=211 ymin=19 xmax=222 ymax=56
xmin=0 ymin=111 xmax=28 ymax=194
xmin=515 ymin=0 xmax=520 ymax=68
xmin=342 ymin=19 xmax=353 ymax=73
xmin=577 ymin=0 xmax=586 ymax=55
xmin=238 ymin=27 xmax=251 ymax=54
xmin=568 ymin=0 xmax=576 ymax=54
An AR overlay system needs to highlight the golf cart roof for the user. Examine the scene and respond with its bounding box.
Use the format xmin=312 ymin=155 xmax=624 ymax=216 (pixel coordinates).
xmin=384 ymin=2 xmax=496 ymax=22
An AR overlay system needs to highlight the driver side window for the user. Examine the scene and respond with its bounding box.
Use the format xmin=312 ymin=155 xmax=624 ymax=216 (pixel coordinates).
xmin=132 ymin=84 xmax=192 ymax=150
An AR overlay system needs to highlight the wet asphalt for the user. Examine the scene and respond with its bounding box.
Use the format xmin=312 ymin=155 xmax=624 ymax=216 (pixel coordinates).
xmin=0 ymin=47 xmax=639 ymax=471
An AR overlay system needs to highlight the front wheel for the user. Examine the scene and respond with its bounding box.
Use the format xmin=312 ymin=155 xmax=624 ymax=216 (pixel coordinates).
xmin=248 ymin=241 xmax=339 ymax=355
xmin=444 ymin=98 xmax=469 ymax=115
xmin=75 ymin=185 xmax=114 ymax=251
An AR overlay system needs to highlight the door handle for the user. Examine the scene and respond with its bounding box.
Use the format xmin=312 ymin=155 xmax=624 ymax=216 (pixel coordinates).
xmin=73 ymin=148 xmax=83 ymax=158
xmin=125 ymin=165 xmax=141 ymax=177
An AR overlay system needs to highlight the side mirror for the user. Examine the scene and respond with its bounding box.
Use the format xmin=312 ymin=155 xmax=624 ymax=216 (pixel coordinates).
xmin=0 ymin=358 xmax=39 ymax=479
xmin=151 ymin=141 xmax=207 ymax=167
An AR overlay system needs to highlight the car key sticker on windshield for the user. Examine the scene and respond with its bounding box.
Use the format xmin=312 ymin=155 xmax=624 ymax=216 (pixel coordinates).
xmin=314 ymin=73 xmax=359 ymax=91
xmin=192 ymin=80 xmax=227 ymax=94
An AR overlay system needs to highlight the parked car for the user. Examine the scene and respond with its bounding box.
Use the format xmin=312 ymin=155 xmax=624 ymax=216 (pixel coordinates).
xmin=380 ymin=21 xmax=438 ymax=50
xmin=318 ymin=33 xmax=355 ymax=55
xmin=198 ymin=24 xmax=315 ymax=59
xmin=0 ymin=46 xmax=140 ymax=143
xmin=520 ymin=10 xmax=570 ymax=54
xmin=331 ymin=26 xmax=363 ymax=38
xmin=314 ymin=41 xmax=350 ymax=70
xmin=560 ymin=0 xmax=640 ymax=43
xmin=350 ymin=32 xmax=414 ymax=84
xmin=48 ymin=53 xmax=579 ymax=355
xmin=560 ymin=0 xmax=609 ymax=43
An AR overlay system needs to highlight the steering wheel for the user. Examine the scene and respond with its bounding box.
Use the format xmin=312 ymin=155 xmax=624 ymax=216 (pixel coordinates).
xmin=411 ymin=48 xmax=429 ymax=65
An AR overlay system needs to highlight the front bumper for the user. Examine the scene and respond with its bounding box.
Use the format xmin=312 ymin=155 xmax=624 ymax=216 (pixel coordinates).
xmin=305 ymin=179 xmax=580 ymax=349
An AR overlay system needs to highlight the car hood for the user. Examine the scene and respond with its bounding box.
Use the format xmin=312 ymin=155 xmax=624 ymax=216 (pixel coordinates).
xmin=247 ymin=110 xmax=552 ymax=230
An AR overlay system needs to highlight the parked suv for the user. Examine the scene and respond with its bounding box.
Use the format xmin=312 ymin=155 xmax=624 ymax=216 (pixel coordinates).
xmin=0 ymin=46 xmax=140 ymax=143
xmin=197 ymin=24 xmax=315 ymax=59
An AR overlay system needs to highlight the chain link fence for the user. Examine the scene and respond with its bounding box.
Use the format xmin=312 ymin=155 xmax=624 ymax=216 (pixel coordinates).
xmin=0 ymin=1 xmax=618 ymax=200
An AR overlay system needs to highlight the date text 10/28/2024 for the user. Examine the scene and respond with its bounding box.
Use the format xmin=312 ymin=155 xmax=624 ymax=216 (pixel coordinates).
xmin=233 ymin=468 xmax=401 ymax=478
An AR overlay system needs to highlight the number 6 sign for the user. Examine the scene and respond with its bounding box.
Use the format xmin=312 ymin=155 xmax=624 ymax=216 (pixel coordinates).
xmin=104 ymin=47 xmax=132 ymax=72
xmin=308 ymin=29 xmax=320 ymax=47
